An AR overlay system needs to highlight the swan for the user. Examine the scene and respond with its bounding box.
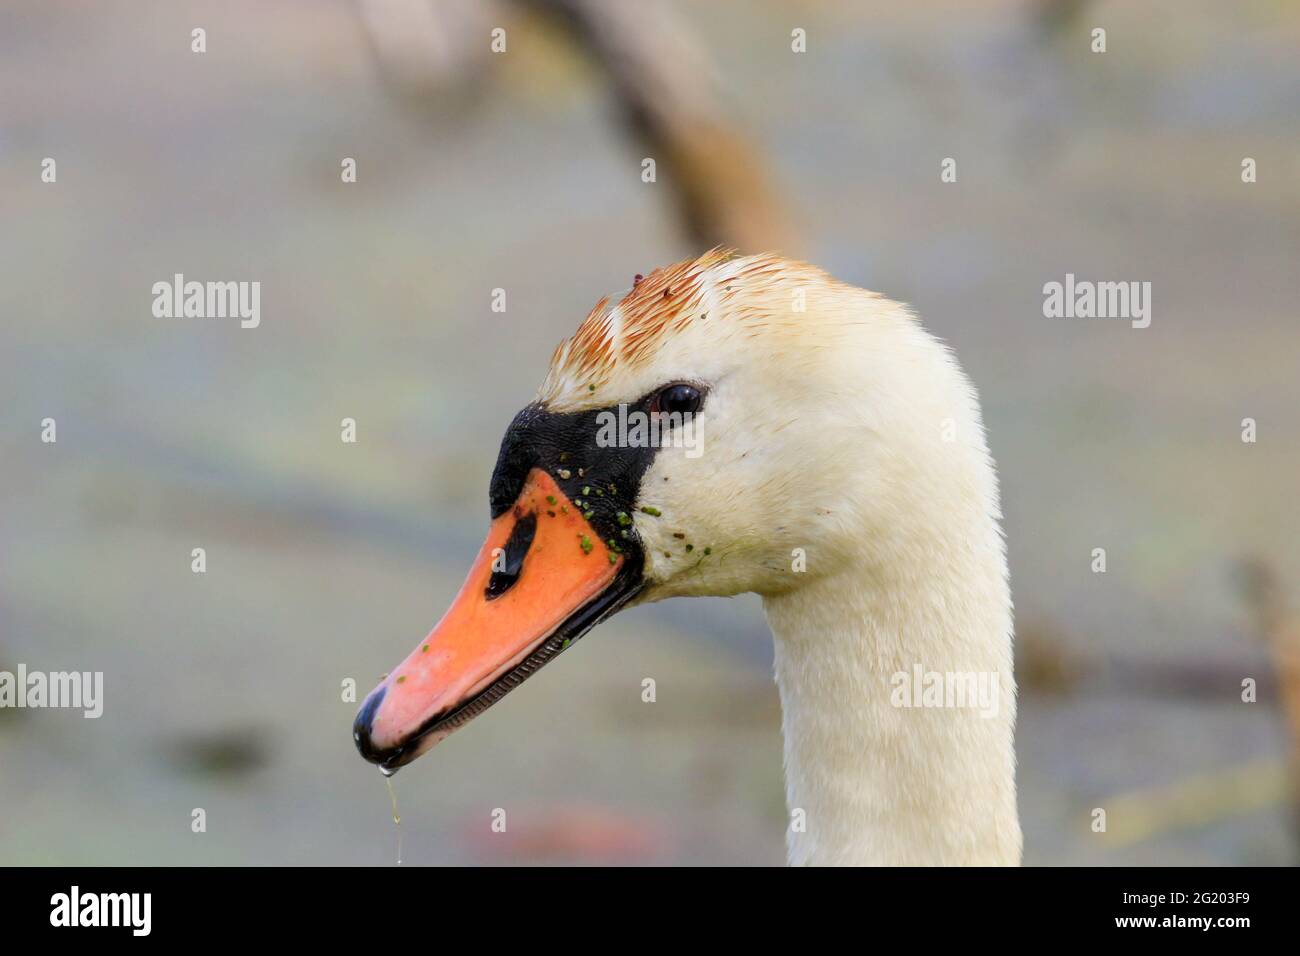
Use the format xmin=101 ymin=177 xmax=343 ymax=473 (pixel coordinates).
xmin=354 ymin=249 xmax=1021 ymax=865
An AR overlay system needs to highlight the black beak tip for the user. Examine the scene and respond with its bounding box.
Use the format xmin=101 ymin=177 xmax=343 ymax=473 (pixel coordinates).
xmin=352 ymin=687 xmax=390 ymax=765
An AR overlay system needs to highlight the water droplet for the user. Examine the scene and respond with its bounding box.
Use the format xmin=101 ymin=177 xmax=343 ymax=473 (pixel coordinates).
xmin=384 ymin=775 xmax=403 ymax=866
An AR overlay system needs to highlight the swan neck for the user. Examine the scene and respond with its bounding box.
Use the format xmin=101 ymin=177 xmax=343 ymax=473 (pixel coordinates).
xmin=763 ymin=554 xmax=1020 ymax=865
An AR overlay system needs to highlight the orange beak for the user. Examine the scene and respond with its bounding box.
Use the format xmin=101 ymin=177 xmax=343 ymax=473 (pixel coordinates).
xmin=353 ymin=468 xmax=638 ymax=772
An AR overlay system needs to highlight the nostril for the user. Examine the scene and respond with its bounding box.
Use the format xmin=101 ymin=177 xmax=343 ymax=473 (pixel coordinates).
xmin=485 ymin=511 xmax=537 ymax=600
xmin=353 ymin=687 xmax=388 ymax=763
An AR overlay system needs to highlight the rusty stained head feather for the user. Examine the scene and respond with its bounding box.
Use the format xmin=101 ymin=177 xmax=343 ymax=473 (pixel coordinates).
xmin=540 ymin=247 xmax=834 ymax=405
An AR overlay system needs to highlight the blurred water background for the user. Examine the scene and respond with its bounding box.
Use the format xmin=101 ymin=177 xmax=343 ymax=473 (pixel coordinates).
xmin=2 ymin=0 xmax=1298 ymax=864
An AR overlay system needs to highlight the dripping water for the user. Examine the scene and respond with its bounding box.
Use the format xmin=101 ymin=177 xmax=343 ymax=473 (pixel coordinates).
xmin=382 ymin=769 xmax=402 ymax=866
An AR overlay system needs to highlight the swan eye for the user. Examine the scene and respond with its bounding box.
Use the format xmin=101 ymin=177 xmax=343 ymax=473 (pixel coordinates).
xmin=654 ymin=384 xmax=702 ymax=416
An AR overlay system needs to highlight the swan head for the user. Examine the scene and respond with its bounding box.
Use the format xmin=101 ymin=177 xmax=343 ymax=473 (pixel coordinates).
xmin=354 ymin=249 xmax=995 ymax=772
